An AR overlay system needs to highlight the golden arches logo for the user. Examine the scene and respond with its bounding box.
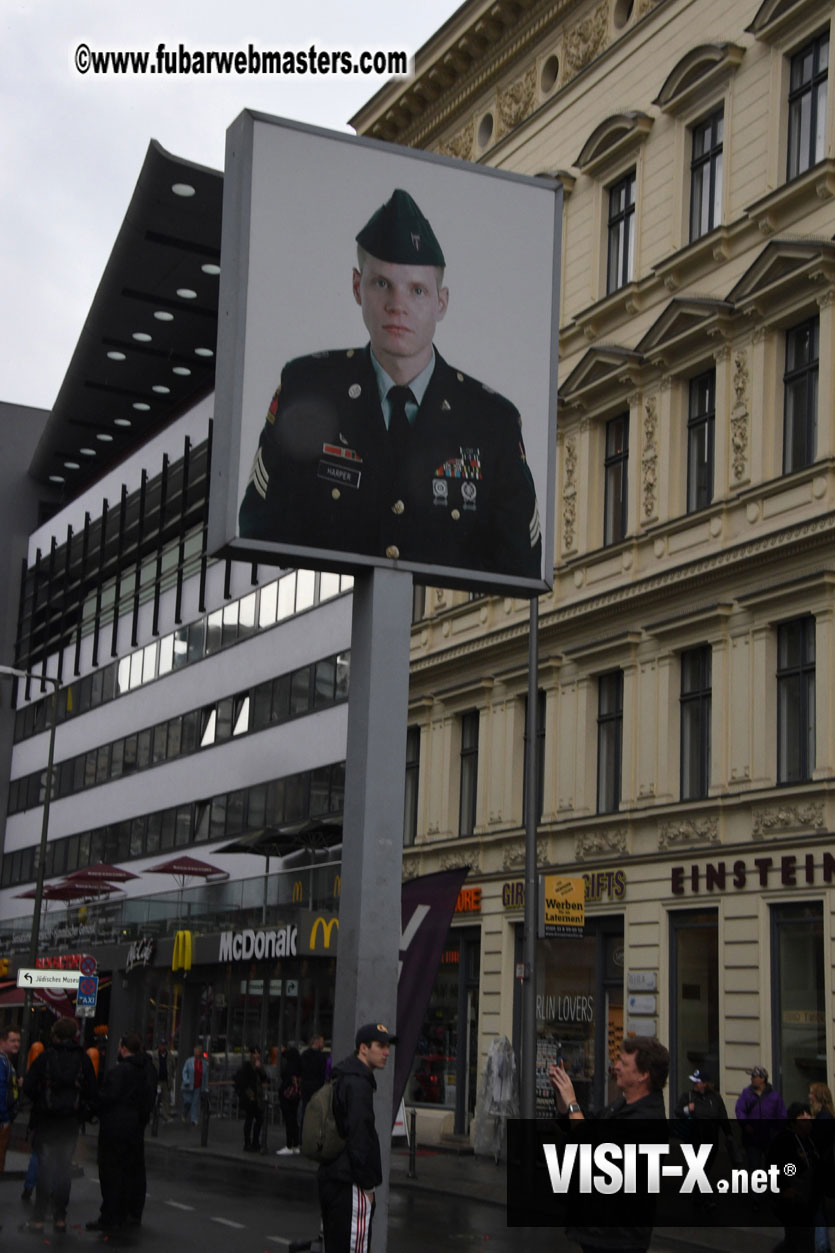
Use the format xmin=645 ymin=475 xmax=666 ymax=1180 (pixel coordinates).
xmin=292 ymin=880 xmax=303 ymax=903
xmin=308 ymin=916 xmax=339 ymax=950
xmin=171 ymin=930 xmax=192 ymax=972
xmin=333 ymin=874 xmax=341 ymax=897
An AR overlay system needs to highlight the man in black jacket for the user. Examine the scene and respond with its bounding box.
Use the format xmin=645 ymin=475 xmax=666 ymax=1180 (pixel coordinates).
xmin=549 ymin=1036 xmax=670 ymax=1253
xmin=86 ymin=1032 xmax=156 ymax=1232
xmin=318 ymin=1022 xmax=398 ymax=1253
xmin=22 ymin=1016 xmax=98 ymax=1234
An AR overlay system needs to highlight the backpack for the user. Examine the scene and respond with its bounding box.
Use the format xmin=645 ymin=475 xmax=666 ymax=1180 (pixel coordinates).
xmin=42 ymin=1048 xmax=84 ymax=1117
xmin=301 ymin=1079 xmax=346 ymax=1163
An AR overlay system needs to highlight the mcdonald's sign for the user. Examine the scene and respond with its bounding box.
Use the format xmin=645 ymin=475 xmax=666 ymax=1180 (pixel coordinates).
xmin=333 ymin=874 xmax=341 ymax=897
xmin=292 ymin=880 xmax=303 ymax=903
xmin=297 ymin=911 xmax=339 ymax=955
xmin=171 ymin=930 xmax=193 ymax=972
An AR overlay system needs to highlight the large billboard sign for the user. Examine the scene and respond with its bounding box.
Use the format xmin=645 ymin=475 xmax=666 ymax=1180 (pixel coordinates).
xmin=210 ymin=110 xmax=561 ymax=595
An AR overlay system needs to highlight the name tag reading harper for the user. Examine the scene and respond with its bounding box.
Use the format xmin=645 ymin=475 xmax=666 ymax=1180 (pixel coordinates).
xmin=318 ymin=460 xmax=362 ymax=489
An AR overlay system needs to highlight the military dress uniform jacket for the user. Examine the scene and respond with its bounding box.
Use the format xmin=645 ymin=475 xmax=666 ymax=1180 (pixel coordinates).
xmin=239 ymin=347 xmax=542 ymax=579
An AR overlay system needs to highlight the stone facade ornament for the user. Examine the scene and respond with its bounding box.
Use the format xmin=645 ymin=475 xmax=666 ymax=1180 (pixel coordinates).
xmin=564 ymin=1 xmax=609 ymax=80
xmin=642 ymin=394 xmax=658 ymax=522
xmin=563 ymin=436 xmax=578 ymax=551
xmin=731 ymin=349 xmax=749 ymax=482
xmin=497 ymin=66 xmax=537 ymax=137
xmin=752 ymin=803 xmax=825 ymax=838
xmin=436 ymin=120 xmax=475 ymax=162
xmin=575 ymin=827 xmax=627 ymax=860
xmin=658 ymin=817 xmax=719 ymax=850
xmin=440 ymin=849 xmax=480 ymax=873
xmin=503 ymin=838 xmax=548 ymax=870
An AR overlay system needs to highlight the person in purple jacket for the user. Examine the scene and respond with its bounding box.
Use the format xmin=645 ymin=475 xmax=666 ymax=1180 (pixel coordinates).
xmin=735 ymin=1064 xmax=787 ymax=1172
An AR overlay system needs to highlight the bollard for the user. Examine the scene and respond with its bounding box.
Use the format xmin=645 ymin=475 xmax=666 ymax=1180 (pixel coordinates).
xmin=408 ymin=1106 xmax=417 ymax=1179
xmin=200 ymin=1090 xmax=210 ymax=1147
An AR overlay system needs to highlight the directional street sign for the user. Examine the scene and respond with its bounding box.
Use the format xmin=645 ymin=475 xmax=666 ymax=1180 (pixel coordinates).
xmin=76 ymin=975 xmax=99 ymax=1008
xmin=16 ymin=969 xmax=81 ymax=989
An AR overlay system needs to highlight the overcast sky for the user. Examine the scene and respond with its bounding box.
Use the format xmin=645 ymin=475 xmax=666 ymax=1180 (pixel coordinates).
xmin=1 ymin=0 xmax=460 ymax=412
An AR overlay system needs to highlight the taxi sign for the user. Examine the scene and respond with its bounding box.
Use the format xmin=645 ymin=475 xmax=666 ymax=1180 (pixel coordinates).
xmin=76 ymin=975 xmax=99 ymax=1007
xmin=17 ymin=969 xmax=81 ymax=989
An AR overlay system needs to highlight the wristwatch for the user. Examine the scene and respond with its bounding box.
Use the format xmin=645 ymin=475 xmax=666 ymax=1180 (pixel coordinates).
xmin=567 ymin=1102 xmax=582 ymax=1114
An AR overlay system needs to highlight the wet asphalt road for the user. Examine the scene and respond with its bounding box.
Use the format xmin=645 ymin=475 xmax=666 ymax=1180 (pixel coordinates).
xmin=1 ymin=1150 xmax=568 ymax=1253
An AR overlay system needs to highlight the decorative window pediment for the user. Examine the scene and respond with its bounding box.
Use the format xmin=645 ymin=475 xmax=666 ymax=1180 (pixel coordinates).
xmin=575 ymin=112 xmax=653 ymax=176
xmin=727 ymin=238 xmax=835 ymax=313
xmin=636 ymin=298 xmax=735 ymax=363
xmin=653 ymin=44 xmax=745 ymax=114
xmin=560 ymin=346 xmax=643 ymax=408
xmin=747 ymin=0 xmax=832 ymax=44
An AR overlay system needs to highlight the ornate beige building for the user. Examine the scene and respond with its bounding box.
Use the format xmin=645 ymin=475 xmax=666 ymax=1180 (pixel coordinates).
xmin=353 ymin=0 xmax=835 ymax=1141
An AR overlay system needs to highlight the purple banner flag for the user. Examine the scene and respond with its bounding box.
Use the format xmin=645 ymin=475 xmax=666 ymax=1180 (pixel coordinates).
xmin=393 ymin=866 xmax=470 ymax=1124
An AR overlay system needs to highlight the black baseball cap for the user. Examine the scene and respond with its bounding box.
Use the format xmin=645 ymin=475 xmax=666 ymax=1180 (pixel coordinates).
xmin=355 ymin=1022 xmax=398 ymax=1048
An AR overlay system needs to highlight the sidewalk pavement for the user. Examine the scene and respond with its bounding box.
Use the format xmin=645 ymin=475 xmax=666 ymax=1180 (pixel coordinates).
xmin=3 ymin=1117 xmax=796 ymax=1253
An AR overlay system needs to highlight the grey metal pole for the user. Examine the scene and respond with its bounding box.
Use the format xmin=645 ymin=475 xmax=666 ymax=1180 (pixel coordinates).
xmin=0 ymin=667 xmax=60 ymax=1064
xmin=521 ymin=599 xmax=540 ymax=1120
xmin=331 ymin=567 xmax=412 ymax=1253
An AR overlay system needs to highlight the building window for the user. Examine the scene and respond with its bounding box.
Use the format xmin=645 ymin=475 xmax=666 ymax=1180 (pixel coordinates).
xmin=459 ymin=710 xmax=479 ymax=836
xmin=670 ymin=910 xmax=719 ymax=1102
xmin=403 ymin=725 xmax=420 ymax=847
xmin=787 ymin=30 xmax=829 ymax=180
xmin=783 ymin=318 xmax=819 ymax=473
xmin=604 ymin=415 xmax=629 ymax=546
xmin=522 ymin=689 xmax=546 ymax=825
xmin=606 ymin=171 xmax=635 ymax=293
xmin=597 ymin=670 xmax=623 ymax=814
xmin=686 ymin=370 xmax=715 ymax=513
xmin=777 ymin=617 xmax=815 ymax=784
xmin=690 ymin=110 xmax=723 ymax=241
xmin=680 ymin=646 xmax=711 ymax=800
xmin=771 ymin=901 xmax=826 ymax=1105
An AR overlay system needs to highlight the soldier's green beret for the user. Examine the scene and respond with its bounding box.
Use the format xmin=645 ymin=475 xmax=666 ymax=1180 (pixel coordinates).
xmin=356 ymin=188 xmax=446 ymax=267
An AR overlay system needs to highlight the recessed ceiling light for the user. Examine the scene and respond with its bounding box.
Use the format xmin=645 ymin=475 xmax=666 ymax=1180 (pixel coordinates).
xmin=133 ymin=402 xmax=151 ymax=411
xmin=96 ymin=433 xmax=114 ymax=442
xmin=132 ymin=332 xmax=152 ymax=342
xmin=176 ymin=288 xmax=197 ymax=300
xmin=107 ymin=351 xmax=126 ymax=361
xmin=114 ymin=418 xmax=132 ymax=428
xmin=172 ymin=366 xmax=191 ymax=376
xmin=63 ymin=461 xmax=80 ymax=470
xmin=172 ymin=183 xmax=196 ymax=197
xmin=49 ymin=474 xmax=65 ymax=483
xmin=194 ymin=347 xmax=213 ymax=357
xmin=152 ymin=385 xmax=171 ymax=394
xmin=202 ymin=263 xmax=221 ymax=276
xmin=80 ymin=447 xmax=96 ymax=457
xmin=154 ymin=311 xmax=174 ymax=322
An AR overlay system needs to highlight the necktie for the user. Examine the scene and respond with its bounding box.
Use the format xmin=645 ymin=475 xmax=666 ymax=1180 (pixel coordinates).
xmin=387 ymin=385 xmax=414 ymax=450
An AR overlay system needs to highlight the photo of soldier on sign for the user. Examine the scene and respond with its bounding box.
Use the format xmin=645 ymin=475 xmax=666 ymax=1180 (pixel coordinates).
xmin=211 ymin=112 xmax=561 ymax=594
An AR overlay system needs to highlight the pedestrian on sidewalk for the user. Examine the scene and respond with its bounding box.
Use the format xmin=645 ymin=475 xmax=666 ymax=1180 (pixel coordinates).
xmin=318 ymin=1022 xmax=398 ymax=1253
xmin=181 ymin=1043 xmax=208 ymax=1126
xmin=235 ymin=1046 xmax=269 ymax=1152
xmin=300 ymin=1034 xmax=328 ymax=1129
xmin=808 ymin=1083 xmax=835 ymax=1253
xmin=549 ymin=1035 xmax=669 ymax=1253
xmin=86 ymin=1032 xmax=157 ymax=1232
xmin=154 ymin=1041 xmax=172 ymax=1122
xmin=277 ymin=1044 xmax=302 ymax=1155
xmin=22 ymin=1017 xmax=98 ymax=1235
xmin=673 ymin=1067 xmax=734 ymax=1195
xmin=735 ymin=1064 xmax=787 ymax=1172
xmin=0 ymin=1026 xmax=21 ymax=1174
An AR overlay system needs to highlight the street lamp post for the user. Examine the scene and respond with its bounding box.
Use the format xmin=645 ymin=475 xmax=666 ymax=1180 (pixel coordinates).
xmin=0 ymin=665 xmax=60 ymax=1061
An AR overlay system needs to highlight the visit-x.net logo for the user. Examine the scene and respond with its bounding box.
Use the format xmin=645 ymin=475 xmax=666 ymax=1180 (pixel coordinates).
xmin=507 ymin=1120 xmax=828 ymax=1229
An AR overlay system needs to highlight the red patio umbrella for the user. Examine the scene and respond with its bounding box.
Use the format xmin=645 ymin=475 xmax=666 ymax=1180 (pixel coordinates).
xmin=147 ymin=855 xmax=227 ymax=888
xmin=65 ymin=863 xmax=139 ymax=883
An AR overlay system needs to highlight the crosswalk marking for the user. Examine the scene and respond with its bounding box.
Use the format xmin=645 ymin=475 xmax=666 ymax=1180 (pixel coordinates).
xmin=210 ymin=1217 xmax=246 ymax=1229
xmin=165 ymin=1200 xmax=195 ymax=1211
